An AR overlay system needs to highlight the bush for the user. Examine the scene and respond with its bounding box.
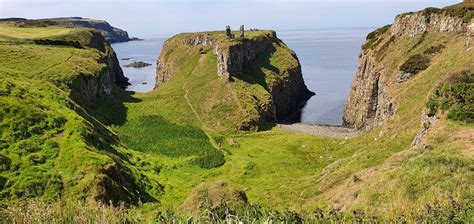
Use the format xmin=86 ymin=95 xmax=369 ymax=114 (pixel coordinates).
xmin=362 ymin=25 xmax=392 ymax=50
xmin=400 ymin=54 xmax=430 ymax=74
xmin=426 ymin=70 xmax=474 ymax=122
xmin=366 ymin=25 xmax=391 ymax=40
xmin=422 ymin=7 xmax=442 ymax=16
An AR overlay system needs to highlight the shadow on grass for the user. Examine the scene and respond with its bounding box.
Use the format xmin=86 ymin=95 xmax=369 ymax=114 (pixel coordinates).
xmin=236 ymin=43 xmax=279 ymax=91
xmin=91 ymin=88 xmax=142 ymax=126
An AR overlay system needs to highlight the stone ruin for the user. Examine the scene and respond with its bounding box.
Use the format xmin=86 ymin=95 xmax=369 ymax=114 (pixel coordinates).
xmin=225 ymin=25 xmax=245 ymax=40
xmin=225 ymin=26 xmax=234 ymax=39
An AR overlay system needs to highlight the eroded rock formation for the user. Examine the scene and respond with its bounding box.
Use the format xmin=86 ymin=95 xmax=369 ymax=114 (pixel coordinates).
xmin=343 ymin=5 xmax=473 ymax=130
xmin=67 ymin=30 xmax=130 ymax=107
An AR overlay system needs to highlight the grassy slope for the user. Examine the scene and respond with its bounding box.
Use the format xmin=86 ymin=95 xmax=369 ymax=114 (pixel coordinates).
xmin=0 ymin=23 xmax=74 ymax=40
xmin=0 ymin=23 xmax=162 ymax=204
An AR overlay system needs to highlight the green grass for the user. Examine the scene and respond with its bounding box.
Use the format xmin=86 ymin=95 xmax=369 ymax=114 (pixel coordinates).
xmin=0 ymin=25 xmax=162 ymax=204
xmin=427 ymin=70 xmax=473 ymax=122
xmin=0 ymin=23 xmax=74 ymax=41
xmin=0 ymin=75 xmax=163 ymax=204
xmin=0 ymin=44 xmax=105 ymax=85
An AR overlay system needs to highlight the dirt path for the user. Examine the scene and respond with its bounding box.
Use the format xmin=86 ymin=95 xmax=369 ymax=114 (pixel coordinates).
xmin=183 ymin=88 xmax=221 ymax=149
xmin=181 ymin=54 xmax=221 ymax=150
xmin=277 ymin=123 xmax=362 ymax=139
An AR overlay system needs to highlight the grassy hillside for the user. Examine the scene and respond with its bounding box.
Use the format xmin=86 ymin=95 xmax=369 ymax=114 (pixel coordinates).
xmin=0 ymin=23 xmax=160 ymax=204
xmin=1 ymin=8 xmax=473 ymax=222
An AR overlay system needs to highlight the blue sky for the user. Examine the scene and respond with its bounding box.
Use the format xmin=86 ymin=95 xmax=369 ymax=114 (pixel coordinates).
xmin=0 ymin=0 xmax=461 ymax=36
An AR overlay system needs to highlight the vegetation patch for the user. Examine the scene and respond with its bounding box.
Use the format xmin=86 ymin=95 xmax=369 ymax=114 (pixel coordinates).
xmin=399 ymin=54 xmax=431 ymax=74
xmin=362 ymin=25 xmax=391 ymax=50
xmin=1 ymin=197 xmax=472 ymax=223
xmin=427 ymin=70 xmax=473 ymax=122
xmin=443 ymin=2 xmax=474 ymax=23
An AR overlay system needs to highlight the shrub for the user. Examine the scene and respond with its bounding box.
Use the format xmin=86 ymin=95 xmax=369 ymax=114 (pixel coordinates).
xmin=400 ymin=54 xmax=431 ymax=74
xmin=426 ymin=70 xmax=474 ymax=122
xmin=422 ymin=7 xmax=442 ymax=16
xmin=362 ymin=25 xmax=392 ymax=50
xmin=366 ymin=25 xmax=391 ymax=40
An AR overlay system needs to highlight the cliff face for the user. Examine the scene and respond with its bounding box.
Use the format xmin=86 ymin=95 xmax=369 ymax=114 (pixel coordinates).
xmin=55 ymin=18 xmax=132 ymax=43
xmin=391 ymin=12 xmax=467 ymax=38
xmin=50 ymin=29 xmax=130 ymax=107
xmin=155 ymin=31 xmax=313 ymax=130
xmin=343 ymin=45 xmax=394 ymax=129
xmin=343 ymin=4 xmax=473 ymax=130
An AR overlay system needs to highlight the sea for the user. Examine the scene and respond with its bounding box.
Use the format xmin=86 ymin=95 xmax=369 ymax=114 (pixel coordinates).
xmin=111 ymin=28 xmax=373 ymax=126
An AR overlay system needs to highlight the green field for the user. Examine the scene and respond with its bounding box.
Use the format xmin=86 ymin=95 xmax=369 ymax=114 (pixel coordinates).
xmin=0 ymin=23 xmax=74 ymax=41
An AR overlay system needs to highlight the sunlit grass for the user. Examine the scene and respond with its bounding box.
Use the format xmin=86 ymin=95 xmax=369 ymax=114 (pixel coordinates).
xmin=0 ymin=23 xmax=73 ymax=40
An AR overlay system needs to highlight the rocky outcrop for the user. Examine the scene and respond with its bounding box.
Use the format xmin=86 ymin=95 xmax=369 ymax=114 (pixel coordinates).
xmin=343 ymin=4 xmax=472 ymax=130
xmin=155 ymin=31 xmax=313 ymax=127
xmin=391 ymin=12 xmax=467 ymax=38
xmin=411 ymin=110 xmax=438 ymax=147
xmin=124 ymin=61 xmax=152 ymax=68
xmin=343 ymin=52 xmax=394 ymax=130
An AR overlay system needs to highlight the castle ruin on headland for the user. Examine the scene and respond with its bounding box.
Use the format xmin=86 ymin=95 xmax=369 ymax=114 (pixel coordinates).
xmin=225 ymin=25 xmax=245 ymax=40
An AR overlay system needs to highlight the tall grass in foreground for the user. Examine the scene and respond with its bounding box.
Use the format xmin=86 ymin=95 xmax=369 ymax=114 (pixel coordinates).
xmin=1 ymin=198 xmax=472 ymax=223
xmin=0 ymin=200 xmax=145 ymax=224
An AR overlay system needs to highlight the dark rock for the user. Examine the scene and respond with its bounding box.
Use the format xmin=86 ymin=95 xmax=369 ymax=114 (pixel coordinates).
xmin=69 ymin=30 xmax=130 ymax=108
xmin=124 ymin=61 xmax=152 ymax=68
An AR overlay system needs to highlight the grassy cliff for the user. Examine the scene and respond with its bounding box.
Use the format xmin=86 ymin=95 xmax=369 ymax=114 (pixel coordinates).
xmin=0 ymin=22 xmax=160 ymax=204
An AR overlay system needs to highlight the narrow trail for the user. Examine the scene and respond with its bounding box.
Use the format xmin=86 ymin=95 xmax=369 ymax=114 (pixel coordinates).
xmin=182 ymin=54 xmax=221 ymax=150
xmin=35 ymin=54 xmax=73 ymax=77
xmin=277 ymin=123 xmax=362 ymax=139
xmin=183 ymin=87 xmax=221 ymax=150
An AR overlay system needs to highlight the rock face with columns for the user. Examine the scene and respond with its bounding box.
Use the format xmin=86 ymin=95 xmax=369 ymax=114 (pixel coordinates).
xmin=343 ymin=2 xmax=473 ymax=130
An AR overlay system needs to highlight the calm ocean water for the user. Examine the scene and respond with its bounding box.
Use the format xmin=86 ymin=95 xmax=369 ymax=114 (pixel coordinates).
xmin=112 ymin=28 xmax=373 ymax=125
